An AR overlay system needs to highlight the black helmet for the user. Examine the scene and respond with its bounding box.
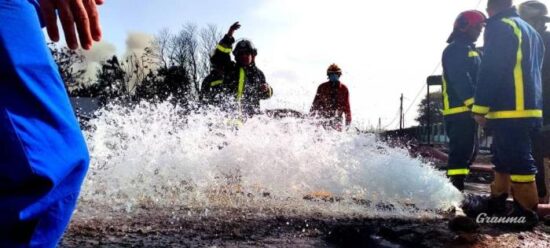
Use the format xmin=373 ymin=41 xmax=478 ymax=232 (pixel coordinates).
xmin=519 ymin=0 xmax=550 ymax=22
xmin=233 ymin=39 xmax=257 ymax=56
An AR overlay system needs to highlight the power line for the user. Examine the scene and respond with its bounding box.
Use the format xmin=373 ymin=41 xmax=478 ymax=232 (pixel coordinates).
xmin=403 ymin=61 xmax=441 ymax=116
xmin=384 ymin=0 xmax=482 ymax=130
xmin=403 ymin=0 xmax=484 ymax=118
xmin=382 ymin=107 xmax=402 ymax=130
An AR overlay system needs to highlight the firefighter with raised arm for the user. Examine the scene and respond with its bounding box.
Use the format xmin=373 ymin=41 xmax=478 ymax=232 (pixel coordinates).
xmin=210 ymin=22 xmax=273 ymax=118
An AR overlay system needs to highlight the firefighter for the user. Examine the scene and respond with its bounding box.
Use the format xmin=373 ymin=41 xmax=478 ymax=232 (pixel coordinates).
xmin=0 ymin=0 xmax=103 ymax=246
xmin=210 ymin=22 xmax=273 ymax=118
xmin=310 ymin=64 xmax=352 ymax=131
xmin=471 ymin=0 xmax=544 ymax=229
xmin=442 ymin=10 xmax=486 ymax=191
xmin=519 ymin=0 xmax=550 ymax=204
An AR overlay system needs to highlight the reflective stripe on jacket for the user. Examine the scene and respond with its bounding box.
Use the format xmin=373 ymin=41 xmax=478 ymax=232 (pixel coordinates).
xmin=472 ymin=8 xmax=544 ymax=123
xmin=210 ymin=35 xmax=273 ymax=116
xmin=442 ymin=38 xmax=481 ymax=119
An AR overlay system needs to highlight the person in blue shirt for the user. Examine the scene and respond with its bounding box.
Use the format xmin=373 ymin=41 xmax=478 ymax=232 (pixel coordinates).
xmin=471 ymin=0 xmax=544 ymax=229
xmin=442 ymin=10 xmax=486 ymax=191
xmin=0 ymin=0 xmax=103 ymax=246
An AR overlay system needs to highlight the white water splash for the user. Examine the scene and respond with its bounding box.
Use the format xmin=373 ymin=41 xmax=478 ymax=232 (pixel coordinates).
xmin=80 ymin=101 xmax=462 ymax=218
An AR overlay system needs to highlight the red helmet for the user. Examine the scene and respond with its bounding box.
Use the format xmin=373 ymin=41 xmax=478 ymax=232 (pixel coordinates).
xmin=454 ymin=10 xmax=487 ymax=32
xmin=447 ymin=10 xmax=486 ymax=43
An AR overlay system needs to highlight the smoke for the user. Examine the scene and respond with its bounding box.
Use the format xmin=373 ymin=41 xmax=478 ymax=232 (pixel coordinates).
xmin=124 ymin=32 xmax=154 ymax=58
xmin=81 ymin=41 xmax=117 ymax=81
xmin=80 ymin=32 xmax=154 ymax=82
xmin=83 ymin=41 xmax=117 ymax=62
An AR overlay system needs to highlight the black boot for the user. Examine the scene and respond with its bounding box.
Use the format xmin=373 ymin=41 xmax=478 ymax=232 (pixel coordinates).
xmin=450 ymin=176 xmax=466 ymax=191
xmin=503 ymin=201 xmax=539 ymax=230
xmin=460 ymin=193 xmax=489 ymax=218
xmin=486 ymin=193 xmax=509 ymax=216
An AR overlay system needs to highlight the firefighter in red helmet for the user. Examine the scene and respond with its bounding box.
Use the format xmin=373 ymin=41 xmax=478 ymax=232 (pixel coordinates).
xmin=442 ymin=10 xmax=486 ymax=191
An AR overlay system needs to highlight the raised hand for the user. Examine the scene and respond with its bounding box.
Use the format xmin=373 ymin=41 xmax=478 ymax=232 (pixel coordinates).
xmin=40 ymin=0 xmax=104 ymax=50
xmin=228 ymin=21 xmax=241 ymax=37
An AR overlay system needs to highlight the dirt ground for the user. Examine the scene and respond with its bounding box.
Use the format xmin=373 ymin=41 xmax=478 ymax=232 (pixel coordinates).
xmin=60 ymin=182 xmax=550 ymax=248
xmin=60 ymin=207 xmax=550 ymax=248
xmin=60 ymin=156 xmax=550 ymax=247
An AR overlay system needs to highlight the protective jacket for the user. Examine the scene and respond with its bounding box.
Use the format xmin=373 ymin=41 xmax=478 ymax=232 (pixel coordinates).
xmin=210 ymin=35 xmax=273 ymax=117
xmin=542 ymin=31 xmax=550 ymax=125
xmin=442 ymin=36 xmax=481 ymax=120
xmin=200 ymin=70 xmax=225 ymax=107
xmin=472 ymin=8 xmax=544 ymax=126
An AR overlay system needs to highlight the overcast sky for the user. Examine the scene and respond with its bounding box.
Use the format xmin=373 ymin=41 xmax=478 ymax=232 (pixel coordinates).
xmin=73 ymin=0 xmax=549 ymax=129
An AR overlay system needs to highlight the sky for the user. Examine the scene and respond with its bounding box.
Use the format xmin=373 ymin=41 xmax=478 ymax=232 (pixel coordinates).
xmin=58 ymin=0 xmax=550 ymax=129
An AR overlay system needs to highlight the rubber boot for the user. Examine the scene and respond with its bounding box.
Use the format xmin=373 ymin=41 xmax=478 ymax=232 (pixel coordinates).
xmin=459 ymin=172 xmax=511 ymax=218
xmin=449 ymin=175 xmax=465 ymax=192
xmin=509 ymin=182 xmax=539 ymax=230
xmin=460 ymin=193 xmax=489 ymax=218
xmin=512 ymin=182 xmax=539 ymax=211
xmin=487 ymin=193 xmax=509 ymax=216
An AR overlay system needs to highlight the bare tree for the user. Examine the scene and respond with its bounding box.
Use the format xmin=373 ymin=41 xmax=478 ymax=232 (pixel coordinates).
xmin=149 ymin=28 xmax=171 ymax=69
xmin=200 ymin=24 xmax=223 ymax=79
xmin=48 ymin=42 xmax=87 ymax=92
xmin=120 ymin=52 xmax=153 ymax=95
xmin=179 ymin=23 xmax=200 ymax=96
xmin=147 ymin=23 xmax=222 ymax=102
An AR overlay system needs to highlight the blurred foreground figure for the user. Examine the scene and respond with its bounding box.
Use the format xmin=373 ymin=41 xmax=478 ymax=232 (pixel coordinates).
xmin=0 ymin=0 xmax=103 ymax=246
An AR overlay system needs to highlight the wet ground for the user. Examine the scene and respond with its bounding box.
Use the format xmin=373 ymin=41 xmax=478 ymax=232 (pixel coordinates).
xmin=60 ymin=157 xmax=550 ymax=247
xmin=60 ymin=206 xmax=550 ymax=248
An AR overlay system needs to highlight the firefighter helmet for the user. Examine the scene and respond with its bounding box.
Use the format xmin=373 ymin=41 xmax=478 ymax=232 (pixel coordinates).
xmin=233 ymin=39 xmax=258 ymax=56
xmin=326 ymin=63 xmax=342 ymax=75
xmin=454 ymin=10 xmax=487 ymax=32
xmin=519 ymin=1 xmax=550 ymax=22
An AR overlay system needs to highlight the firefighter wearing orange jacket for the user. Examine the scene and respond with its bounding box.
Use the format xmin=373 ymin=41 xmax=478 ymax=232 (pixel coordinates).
xmin=310 ymin=64 xmax=352 ymax=130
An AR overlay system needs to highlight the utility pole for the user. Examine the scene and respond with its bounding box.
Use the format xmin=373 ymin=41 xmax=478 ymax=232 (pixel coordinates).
xmin=378 ymin=117 xmax=382 ymax=132
xmin=427 ymin=86 xmax=431 ymax=145
xmin=399 ymin=93 xmax=404 ymax=130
